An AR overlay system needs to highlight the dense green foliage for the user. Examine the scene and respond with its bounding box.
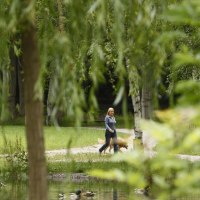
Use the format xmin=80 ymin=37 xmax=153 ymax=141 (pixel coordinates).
xmin=0 ymin=0 xmax=183 ymax=123
xmin=1 ymin=0 xmax=200 ymax=199
xmin=91 ymin=105 xmax=200 ymax=199
xmin=90 ymin=1 xmax=200 ymax=199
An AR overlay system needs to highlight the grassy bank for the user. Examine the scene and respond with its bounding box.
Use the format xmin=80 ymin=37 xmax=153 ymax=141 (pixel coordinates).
xmin=47 ymin=153 xmax=130 ymax=173
xmin=0 ymin=126 xmax=131 ymax=179
xmin=48 ymin=160 xmax=129 ymax=174
xmin=0 ymin=152 xmax=128 ymax=180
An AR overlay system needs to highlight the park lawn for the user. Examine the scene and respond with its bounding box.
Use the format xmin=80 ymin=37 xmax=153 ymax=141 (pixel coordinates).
xmin=0 ymin=126 xmax=127 ymax=154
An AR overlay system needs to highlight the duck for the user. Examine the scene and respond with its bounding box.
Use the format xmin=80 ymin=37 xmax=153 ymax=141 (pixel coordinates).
xmin=0 ymin=182 xmax=6 ymax=188
xmin=69 ymin=189 xmax=96 ymax=199
xmin=82 ymin=191 xmax=96 ymax=197
xmin=69 ymin=190 xmax=81 ymax=200
xmin=134 ymin=187 xmax=149 ymax=196
xmin=58 ymin=192 xmax=66 ymax=200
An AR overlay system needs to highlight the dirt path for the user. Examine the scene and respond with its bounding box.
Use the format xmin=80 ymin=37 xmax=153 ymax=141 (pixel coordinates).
xmin=46 ymin=128 xmax=134 ymax=157
xmin=45 ymin=128 xmax=200 ymax=162
xmin=1 ymin=127 xmax=199 ymax=162
xmin=46 ymin=144 xmax=102 ymax=156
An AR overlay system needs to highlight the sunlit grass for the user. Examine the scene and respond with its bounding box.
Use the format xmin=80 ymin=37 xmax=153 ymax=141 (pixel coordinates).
xmin=0 ymin=126 xmax=127 ymax=153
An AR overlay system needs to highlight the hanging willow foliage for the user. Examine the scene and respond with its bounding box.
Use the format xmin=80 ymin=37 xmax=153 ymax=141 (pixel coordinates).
xmin=0 ymin=0 xmax=186 ymax=124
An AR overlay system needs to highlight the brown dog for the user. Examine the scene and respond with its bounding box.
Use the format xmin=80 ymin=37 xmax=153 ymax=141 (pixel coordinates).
xmin=98 ymin=137 xmax=128 ymax=153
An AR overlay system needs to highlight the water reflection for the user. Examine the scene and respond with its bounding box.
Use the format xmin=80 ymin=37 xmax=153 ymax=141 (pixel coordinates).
xmin=0 ymin=175 xmax=129 ymax=200
xmin=1 ymin=179 xmax=200 ymax=200
xmin=0 ymin=182 xmax=27 ymax=200
xmin=113 ymin=189 xmax=118 ymax=200
xmin=53 ymin=184 xmax=128 ymax=200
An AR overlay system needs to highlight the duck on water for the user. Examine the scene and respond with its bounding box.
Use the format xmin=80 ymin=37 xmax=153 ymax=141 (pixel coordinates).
xmin=58 ymin=189 xmax=96 ymax=200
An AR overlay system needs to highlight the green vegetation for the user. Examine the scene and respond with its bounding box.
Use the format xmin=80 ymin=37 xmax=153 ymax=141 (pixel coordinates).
xmin=0 ymin=153 xmax=128 ymax=180
xmin=0 ymin=126 xmax=130 ymax=181
xmin=48 ymin=160 xmax=128 ymax=174
xmin=1 ymin=0 xmax=200 ymax=199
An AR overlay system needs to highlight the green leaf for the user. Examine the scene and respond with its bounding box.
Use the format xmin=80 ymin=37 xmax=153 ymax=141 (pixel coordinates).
xmin=114 ymin=86 xmax=124 ymax=105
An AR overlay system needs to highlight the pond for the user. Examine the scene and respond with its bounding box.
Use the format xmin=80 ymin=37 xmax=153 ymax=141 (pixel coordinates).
xmin=1 ymin=173 xmax=200 ymax=199
xmin=0 ymin=173 xmax=146 ymax=200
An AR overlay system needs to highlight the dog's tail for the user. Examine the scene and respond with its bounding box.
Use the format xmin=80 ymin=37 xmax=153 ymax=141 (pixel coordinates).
xmin=98 ymin=138 xmax=104 ymax=144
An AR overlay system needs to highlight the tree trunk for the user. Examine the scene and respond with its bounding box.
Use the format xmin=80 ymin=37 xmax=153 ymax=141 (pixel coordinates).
xmin=125 ymin=57 xmax=143 ymax=148
xmin=131 ymin=90 xmax=142 ymax=138
xmin=57 ymin=0 xmax=65 ymax=32
xmin=1 ymin=69 xmax=9 ymax=121
xmin=8 ymin=47 xmax=17 ymax=119
xmin=46 ymin=76 xmax=53 ymax=125
xmin=17 ymin=57 xmax=25 ymax=116
xmin=22 ymin=22 xmax=48 ymax=200
xmin=141 ymin=80 xmax=152 ymax=120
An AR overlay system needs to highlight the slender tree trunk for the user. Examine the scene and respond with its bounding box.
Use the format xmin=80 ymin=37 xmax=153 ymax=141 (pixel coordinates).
xmin=141 ymin=79 xmax=152 ymax=120
xmin=142 ymin=71 xmax=153 ymax=119
xmin=22 ymin=21 xmax=47 ymax=200
xmin=1 ymin=68 xmax=9 ymax=121
xmin=131 ymin=90 xmax=142 ymax=137
xmin=131 ymin=90 xmax=143 ymax=150
xmin=8 ymin=47 xmax=17 ymax=119
xmin=57 ymin=0 xmax=65 ymax=32
xmin=125 ymin=58 xmax=143 ymax=150
xmin=46 ymin=76 xmax=53 ymax=125
xmin=17 ymin=57 xmax=25 ymax=116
